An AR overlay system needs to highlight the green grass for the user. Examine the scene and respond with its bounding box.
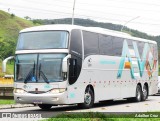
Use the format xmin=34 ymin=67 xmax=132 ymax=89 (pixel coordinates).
xmin=0 ymin=10 xmax=38 ymax=64
xmin=43 ymin=112 xmax=160 ymax=121
xmin=44 ymin=118 xmax=160 ymax=121
xmin=0 ymin=100 xmax=15 ymax=105
xmin=6 ymin=61 xmax=14 ymax=74
xmin=0 ymin=61 xmax=14 ymax=77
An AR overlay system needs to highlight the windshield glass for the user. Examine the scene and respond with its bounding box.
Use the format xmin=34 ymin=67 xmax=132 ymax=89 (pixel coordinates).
xmin=15 ymin=54 xmax=66 ymax=83
xmin=16 ymin=31 xmax=68 ymax=50
xmin=15 ymin=54 xmax=37 ymax=83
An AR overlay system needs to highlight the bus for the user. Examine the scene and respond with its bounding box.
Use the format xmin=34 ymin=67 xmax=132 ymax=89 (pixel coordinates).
xmin=2 ymin=24 xmax=158 ymax=109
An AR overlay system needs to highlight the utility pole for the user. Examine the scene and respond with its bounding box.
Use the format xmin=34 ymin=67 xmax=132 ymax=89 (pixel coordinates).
xmin=121 ymin=16 xmax=140 ymax=31
xmin=72 ymin=0 xmax=76 ymax=25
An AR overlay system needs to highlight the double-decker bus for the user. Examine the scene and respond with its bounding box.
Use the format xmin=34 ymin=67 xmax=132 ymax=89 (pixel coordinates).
xmin=3 ymin=24 xmax=158 ymax=109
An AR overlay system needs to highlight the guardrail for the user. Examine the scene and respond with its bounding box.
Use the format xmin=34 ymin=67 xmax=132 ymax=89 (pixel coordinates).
xmin=0 ymin=77 xmax=14 ymax=99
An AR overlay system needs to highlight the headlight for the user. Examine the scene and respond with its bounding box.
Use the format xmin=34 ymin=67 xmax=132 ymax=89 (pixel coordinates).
xmin=49 ymin=88 xmax=66 ymax=94
xmin=14 ymin=88 xmax=25 ymax=93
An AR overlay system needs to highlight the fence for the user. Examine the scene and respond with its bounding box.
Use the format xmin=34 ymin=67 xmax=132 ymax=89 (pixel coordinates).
xmin=0 ymin=77 xmax=14 ymax=99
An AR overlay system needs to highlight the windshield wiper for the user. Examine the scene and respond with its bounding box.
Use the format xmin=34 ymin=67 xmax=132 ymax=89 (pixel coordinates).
xmin=40 ymin=71 xmax=49 ymax=84
xmin=39 ymin=63 xmax=49 ymax=84
xmin=24 ymin=61 xmax=35 ymax=84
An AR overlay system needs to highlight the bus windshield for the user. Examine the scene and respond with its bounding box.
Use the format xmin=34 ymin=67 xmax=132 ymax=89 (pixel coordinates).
xmin=15 ymin=54 xmax=66 ymax=83
xmin=16 ymin=31 xmax=68 ymax=50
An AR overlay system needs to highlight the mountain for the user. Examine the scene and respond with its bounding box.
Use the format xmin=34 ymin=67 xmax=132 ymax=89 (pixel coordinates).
xmin=33 ymin=18 xmax=156 ymax=38
xmin=0 ymin=10 xmax=35 ymax=60
xmin=0 ymin=10 xmax=160 ymax=60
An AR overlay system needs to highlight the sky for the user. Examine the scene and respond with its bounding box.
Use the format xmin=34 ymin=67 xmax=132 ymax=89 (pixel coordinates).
xmin=0 ymin=0 xmax=160 ymax=36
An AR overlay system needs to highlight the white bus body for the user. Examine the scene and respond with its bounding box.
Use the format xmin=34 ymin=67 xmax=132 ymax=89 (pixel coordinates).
xmin=9 ymin=24 xmax=158 ymax=109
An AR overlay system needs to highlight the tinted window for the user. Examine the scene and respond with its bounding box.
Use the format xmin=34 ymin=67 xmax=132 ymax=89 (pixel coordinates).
xmin=138 ymin=41 xmax=145 ymax=58
xmin=149 ymin=44 xmax=158 ymax=60
xmin=70 ymin=29 xmax=82 ymax=58
xmin=154 ymin=44 xmax=158 ymax=60
xmin=83 ymin=31 xmax=99 ymax=58
xmin=99 ymin=34 xmax=113 ymax=56
xmin=112 ymin=37 xmax=124 ymax=56
xmin=126 ymin=39 xmax=133 ymax=49
xmin=17 ymin=31 xmax=68 ymax=50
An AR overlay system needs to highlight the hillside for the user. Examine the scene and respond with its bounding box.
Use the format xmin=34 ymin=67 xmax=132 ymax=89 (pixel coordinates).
xmin=0 ymin=10 xmax=160 ymax=59
xmin=0 ymin=10 xmax=35 ymax=60
xmin=34 ymin=18 xmax=157 ymax=39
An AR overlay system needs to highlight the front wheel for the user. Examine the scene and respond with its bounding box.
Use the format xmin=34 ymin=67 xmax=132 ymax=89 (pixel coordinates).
xmin=78 ymin=87 xmax=94 ymax=109
xmin=38 ymin=104 xmax=52 ymax=110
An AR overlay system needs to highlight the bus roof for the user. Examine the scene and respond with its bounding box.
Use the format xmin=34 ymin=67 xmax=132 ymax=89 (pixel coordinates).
xmin=20 ymin=24 xmax=157 ymax=44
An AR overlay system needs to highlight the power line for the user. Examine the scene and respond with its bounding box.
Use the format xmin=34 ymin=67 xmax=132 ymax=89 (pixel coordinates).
xmin=10 ymin=0 xmax=160 ymax=24
xmin=1 ymin=1 xmax=160 ymax=23
xmin=0 ymin=3 xmax=72 ymax=15
xmin=0 ymin=7 xmax=70 ymax=17
xmin=1 ymin=4 xmax=160 ymax=26
xmin=105 ymin=0 xmax=160 ymax=7
xmin=22 ymin=0 xmax=74 ymax=4
xmin=3 ymin=6 xmax=160 ymax=26
xmin=14 ymin=0 xmax=160 ymax=13
xmin=19 ymin=0 xmax=136 ymax=18
xmin=1 ymin=1 xmax=160 ymax=26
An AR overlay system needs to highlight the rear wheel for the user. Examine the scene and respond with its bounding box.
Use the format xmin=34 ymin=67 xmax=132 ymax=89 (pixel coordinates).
xmin=78 ymin=87 xmax=94 ymax=109
xmin=38 ymin=104 xmax=52 ymax=110
xmin=135 ymin=85 xmax=142 ymax=102
xmin=142 ymin=84 xmax=148 ymax=101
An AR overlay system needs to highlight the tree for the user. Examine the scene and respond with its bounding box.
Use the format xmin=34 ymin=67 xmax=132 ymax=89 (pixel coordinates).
xmin=24 ymin=16 xmax=31 ymax=20
xmin=11 ymin=13 xmax=15 ymax=18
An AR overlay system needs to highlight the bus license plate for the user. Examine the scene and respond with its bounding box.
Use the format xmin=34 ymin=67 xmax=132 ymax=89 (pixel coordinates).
xmin=33 ymin=100 xmax=42 ymax=104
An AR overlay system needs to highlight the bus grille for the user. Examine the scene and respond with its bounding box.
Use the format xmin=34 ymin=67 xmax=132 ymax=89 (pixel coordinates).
xmin=28 ymin=91 xmax=46 ymax=94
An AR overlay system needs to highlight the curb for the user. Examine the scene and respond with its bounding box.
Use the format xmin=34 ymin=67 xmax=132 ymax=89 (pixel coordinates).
xmin=0 ymin=104 xmax=35 ymax=109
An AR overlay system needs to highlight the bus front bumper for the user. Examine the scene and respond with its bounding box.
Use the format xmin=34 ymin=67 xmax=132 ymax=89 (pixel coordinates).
xmin=14 ymin=92 xmax=68 ymax=105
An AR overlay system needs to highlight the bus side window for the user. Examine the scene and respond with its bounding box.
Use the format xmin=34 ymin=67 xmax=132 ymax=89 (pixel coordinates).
xmin=99 ymin=34 xmax=113 ymax=56
xmin=137 ymin=41 xmax=145 ymax=59
xmin=83 ymin=31 xmax=99 ymax=58
xmin=112 ymin=37 xmax=124 ymax=56
xmin=70 ymin=29 xmax=82 ymax=58
xmin=69 ymin=58 xmax=77 ymax=85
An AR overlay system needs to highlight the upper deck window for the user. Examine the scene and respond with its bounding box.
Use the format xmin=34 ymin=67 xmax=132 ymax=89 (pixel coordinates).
xmin=16 ymin=31 xmax=68 ymax=50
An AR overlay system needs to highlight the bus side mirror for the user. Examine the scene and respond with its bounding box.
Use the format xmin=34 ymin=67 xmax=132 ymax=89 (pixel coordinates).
xmin=2 ymin=56 xmax=14 ymax=73
xmin=62 ymin=54 xmax=71 ymax=73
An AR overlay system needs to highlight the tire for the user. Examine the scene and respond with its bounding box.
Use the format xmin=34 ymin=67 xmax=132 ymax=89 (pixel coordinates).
xmin=38 ymin=104 xmax=52 ymax=110
xmin=78 ymin=87 xmax=94 ymax=109
xmin=142 ymin=85 xmax=148 ymax=101
xmin=135 ymin=85 xmax=142 ymax=102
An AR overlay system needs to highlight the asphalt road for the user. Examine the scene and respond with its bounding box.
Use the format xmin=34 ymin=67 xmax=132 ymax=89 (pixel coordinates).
xmin=0 ymin=94 xmax=160 ymax=120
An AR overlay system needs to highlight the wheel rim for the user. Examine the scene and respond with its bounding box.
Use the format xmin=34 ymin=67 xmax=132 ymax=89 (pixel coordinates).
xmin=84 ymin=92 xmax=91 ymax=105
xmin=143 ymin=86 xmax=147 ymax=99
xmin=137 ymin=87 xmax=141 ymax=101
